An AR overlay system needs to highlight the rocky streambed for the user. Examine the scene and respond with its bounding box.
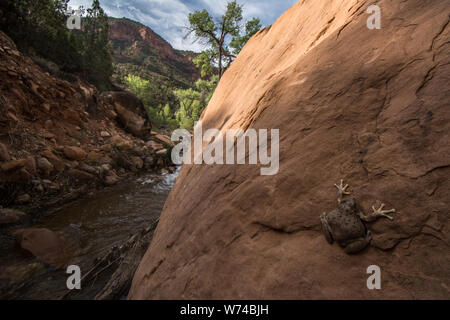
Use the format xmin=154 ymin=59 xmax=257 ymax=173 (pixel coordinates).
xmin=0 ymin=167 xmax=179 ymax=300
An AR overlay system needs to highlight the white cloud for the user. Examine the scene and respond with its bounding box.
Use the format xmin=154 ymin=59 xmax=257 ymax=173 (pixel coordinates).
xmin=68 ymin=0 xmax=297 ymax=51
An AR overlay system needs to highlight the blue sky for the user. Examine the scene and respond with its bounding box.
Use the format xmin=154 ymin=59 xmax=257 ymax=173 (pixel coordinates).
xmin=68 ymin=0 xmax=297 ymax=51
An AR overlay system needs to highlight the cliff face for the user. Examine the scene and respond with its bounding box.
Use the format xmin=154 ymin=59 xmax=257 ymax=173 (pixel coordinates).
xmin=109 ymin=18 xmax=199 ymax=86
xmin=129 ymin=0 xmax=450 ymax=299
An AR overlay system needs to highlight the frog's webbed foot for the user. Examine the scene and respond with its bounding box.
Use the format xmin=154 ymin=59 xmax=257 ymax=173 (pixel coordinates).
xmin=359 ymin=203 xmax=396 ymax=222
xmin=371 ymin=203 xmax=396 ymax=221
xmin=334 ymin=179 xmax=351 ymax=204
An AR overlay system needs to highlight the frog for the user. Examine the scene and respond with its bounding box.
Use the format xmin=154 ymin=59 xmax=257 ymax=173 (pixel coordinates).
xmin=320 ymin=180 xmax=396 ymax=254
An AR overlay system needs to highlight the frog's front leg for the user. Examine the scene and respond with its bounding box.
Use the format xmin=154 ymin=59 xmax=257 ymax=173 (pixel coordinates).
xmin=342 ymin=231 xmax=372 ymax=254
xmin=358 ymin=203 xmax=396 ymax=222
xmin=334 ymin=179 xmax=351 ymax=204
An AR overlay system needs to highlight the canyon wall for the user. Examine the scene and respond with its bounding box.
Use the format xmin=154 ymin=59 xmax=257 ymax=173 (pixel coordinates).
xmin=129 ymin=0 xmax=450 ymax=299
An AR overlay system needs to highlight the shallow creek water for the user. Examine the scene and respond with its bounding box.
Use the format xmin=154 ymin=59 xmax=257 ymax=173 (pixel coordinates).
xmin=0 ymin=169 xmax=179 ymax=299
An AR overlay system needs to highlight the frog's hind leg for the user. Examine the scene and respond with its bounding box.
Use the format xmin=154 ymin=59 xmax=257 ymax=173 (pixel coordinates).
xmin=343 ymin=231 xmax=372 ymax=254
xmin=320 ymin=213 xmax=334 ymax=244
xmin=334 ymin=179 xmax=351 ymax=204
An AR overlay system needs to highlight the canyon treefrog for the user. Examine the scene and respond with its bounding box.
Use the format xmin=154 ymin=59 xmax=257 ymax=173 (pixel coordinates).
xmin=320 ymin=180 xmax=396 ymax=254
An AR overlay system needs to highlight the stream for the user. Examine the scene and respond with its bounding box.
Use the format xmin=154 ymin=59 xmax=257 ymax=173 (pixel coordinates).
xmin=0 ymin=168 xmax=179 ymax=299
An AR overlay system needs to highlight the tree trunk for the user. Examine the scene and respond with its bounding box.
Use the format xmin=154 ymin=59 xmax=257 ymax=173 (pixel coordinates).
xmin=218 ymin=46 xmax=223 ymax=81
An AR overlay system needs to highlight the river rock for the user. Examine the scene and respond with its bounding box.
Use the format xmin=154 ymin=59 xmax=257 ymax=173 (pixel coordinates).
xmin=156 ymin=149 xmax=167 ymax=156
xmin=154 ymin=134 xmax=174 ymax=147
xmin=78 ymin=163 xmax=96 ymax=174
xmin=129 ymin=0 xmax=450 ymax=300
xmin=12 ymin=228 xmax=74 ymax=268
xmin=87 ymin=150 xmax=103 ymax=161
xmin=41 ymin=150 xmax=65 ymax=172
xmin=0 ymin=159 xmax=26 ymax=171
xmin=0 ymin=208 xmax=27 ymax=226
xmin=23 ymin=157 xmax=36 ymax=175
xmin=37 ymin=157 xmax=54 ymax=175
xmin=111 ymin=135 xmax=133 ymax=151
xmin=64 ymin=146 xmax=87 ymax=161
xmin=62 ymin=109 xmax=83 ymax=126
xmin=146 ymin=140 xmax=164 ymax=151
xmin=15 ymin=194 xmax=31 ymax=204
xmin=131 ymin=157 xmax=144 ymax=170
xmin=68 ymin=169 xmax=95 ymax=182
xmin=144 ymin=156 xmax=154 ymax=168
xmin=0 ymin=142 xmax=10 ymax=161
xmin=104 ymin=171 xmax=119 ymax=186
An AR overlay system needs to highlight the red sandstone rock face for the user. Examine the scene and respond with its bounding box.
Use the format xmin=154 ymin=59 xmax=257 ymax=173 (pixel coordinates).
xmin=129 ymin=0 xmax=450 ymax=299
xmin=109 ymin=19 xmax=198 ymax=79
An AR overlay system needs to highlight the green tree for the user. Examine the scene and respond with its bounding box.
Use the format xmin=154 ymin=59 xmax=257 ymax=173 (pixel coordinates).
xmin=187 ymin=0 xmax=261 ymax=80
xmin=0 ymin=0 xmax=83 ymax=71
xmin=163 ymin=104 xmax=171 ymax=118
xmin=193 ymin=50 xmax=215 ymax=78
xmin=174 ymin=88 xmax=204 ymax=129
xmin=229 ymin=17 xmax=261 ymax=54
xmin=124 ymin=74 xmax=153 ymax=106
xmin=124 ymin=74 xmax=180 ymax=130
xmin=195 ymin=75 xmax=218 ymax=106
xmin=0 ymin=0 xmax=113 ymax=90
xmin=80 ymin=0 xmax=113 ymax=90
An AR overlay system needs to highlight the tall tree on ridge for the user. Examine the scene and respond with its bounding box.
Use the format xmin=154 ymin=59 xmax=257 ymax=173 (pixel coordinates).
xmin=187 ymin=0 xmax=261 ymax=80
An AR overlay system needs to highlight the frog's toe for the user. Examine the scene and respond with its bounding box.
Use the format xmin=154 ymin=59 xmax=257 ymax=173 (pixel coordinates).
xmin=372 ymin=204 xmax=396 ymax=220
xmin=334 ymin=179 xmax=351 ymax=203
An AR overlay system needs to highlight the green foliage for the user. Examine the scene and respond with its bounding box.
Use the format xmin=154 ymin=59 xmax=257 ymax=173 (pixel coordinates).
xmin=124 ymin=74 xmax=179 ymax=130
xmin=124 ymin=74 xmax=153 ymax=105
xmin=187 ymin=0 xmax=262 ymax=80
xmin=109 ymin=17 xmax=199 ymax=107
xmin=79 ymin=0 xmax=113 ymax=90
xmin=193 ymin=50 xmax=215 ymax=78
xmin=0 ymin=0 xmax=81 ymax=71
xmin=230 ymin=18 xmax=261 ymax=54
xmin=174 ymin=76 xmax=218 ymax=130
xmin=0 ymin=0 xmax=113 ymax=90
xmin=123 ymin=72 xmax=217 ymax=131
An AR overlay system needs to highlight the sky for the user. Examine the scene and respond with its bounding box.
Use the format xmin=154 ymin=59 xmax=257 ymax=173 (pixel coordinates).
xmin=68 ymin=0 xmax=297 ymax=52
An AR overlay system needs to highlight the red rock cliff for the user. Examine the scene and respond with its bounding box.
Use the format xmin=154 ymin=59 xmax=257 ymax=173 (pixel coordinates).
xmin=129 ymin=0 xmax=450 ymax=299
xmin=109 ymin=19 xmax=199 ymax=81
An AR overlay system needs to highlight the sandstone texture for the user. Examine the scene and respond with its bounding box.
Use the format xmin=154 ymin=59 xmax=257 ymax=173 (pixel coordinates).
xmin=129 ymin=0 xmax=450 ymax=299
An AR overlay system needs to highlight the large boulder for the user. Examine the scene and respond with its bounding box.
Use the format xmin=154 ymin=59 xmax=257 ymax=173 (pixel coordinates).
xmin=115 ymin=104 xmax=148 ymax=137
xmin=100 ymin=91 xmax=151 ymax=137
xmin=12 ymin=228 xmax=75 ymax=268
xmin=129 ymin=0 xmax=450 ymax=299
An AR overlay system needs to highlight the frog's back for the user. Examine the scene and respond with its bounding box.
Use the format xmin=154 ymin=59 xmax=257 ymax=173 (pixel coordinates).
xmin=327 ymin=202 xmax=366 ymax=242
